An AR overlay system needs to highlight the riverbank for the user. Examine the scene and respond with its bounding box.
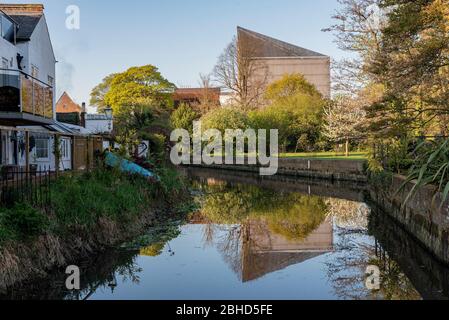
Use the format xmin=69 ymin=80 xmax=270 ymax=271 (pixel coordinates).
xmin=0 ymin=167 xmax=192 ymax=291
xmin=186 ymin=158 xmax=368 ymax=183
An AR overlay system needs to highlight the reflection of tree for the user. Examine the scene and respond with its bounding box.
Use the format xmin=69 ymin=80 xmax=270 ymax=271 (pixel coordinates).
xmin=325 ymin=227 xmax=420 ymax=300
xmin=197 ymin=181 xmax=328 ymax=241
xmin=140 ymin=243 xmax=165 ymax=257
xmin=369 ymin=244 xmax=421 ymax=300
xmin=326 ymin=198 xmax=370 ymax=230
xmin=195 ymin=181 xmax=330 ymax=280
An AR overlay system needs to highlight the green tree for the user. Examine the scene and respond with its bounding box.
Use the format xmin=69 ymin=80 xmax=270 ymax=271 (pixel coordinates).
xmin=201 ymin=107 xmax=249 ymax=133
xmin=323 ymin=95 xmax=367 ymax=156
xmin=90 ymin=65 xmax=175 ymax=153
xmin=89 ymin=73 xmax=117 ymax=112
xmin=265 ymin=73 xmax=322 ymax=103
xmin=104 ymin=65 xmax=175 ymax=116
xmin=170 ymin=103 xmax=199 ymax=134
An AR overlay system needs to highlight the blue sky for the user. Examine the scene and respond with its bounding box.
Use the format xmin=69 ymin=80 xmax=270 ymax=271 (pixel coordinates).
xmin=10 ymin=0 xmax=345 ymax=110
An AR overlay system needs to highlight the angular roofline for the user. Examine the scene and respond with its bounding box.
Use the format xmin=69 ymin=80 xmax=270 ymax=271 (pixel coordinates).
xmin=237 ymin=26 xmax=329 ymax=58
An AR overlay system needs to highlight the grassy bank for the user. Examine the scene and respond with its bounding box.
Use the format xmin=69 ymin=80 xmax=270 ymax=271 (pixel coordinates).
xmin=0 ymin=166 xmax=192 ymax=290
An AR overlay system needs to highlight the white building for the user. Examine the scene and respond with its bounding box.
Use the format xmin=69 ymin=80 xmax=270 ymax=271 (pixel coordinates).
xmin=0 ymin=4 xmax=73 ymax=172
xmin=85 ymin=114 xmax=114 ymax=135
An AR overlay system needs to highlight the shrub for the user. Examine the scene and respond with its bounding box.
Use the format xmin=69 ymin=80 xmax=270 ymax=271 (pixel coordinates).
xmin=170 ymin=103 xmax=199 ymax=134
xmin=0 ymin=203 xmax=49 ymax=242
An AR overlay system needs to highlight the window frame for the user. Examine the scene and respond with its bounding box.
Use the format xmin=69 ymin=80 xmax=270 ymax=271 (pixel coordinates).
xmin=34 ymin=137 xmax=50 ymax=160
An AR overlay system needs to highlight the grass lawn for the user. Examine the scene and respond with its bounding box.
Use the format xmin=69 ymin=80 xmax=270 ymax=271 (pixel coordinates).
xmin=279 ymin=151 xmax=368 ymax=161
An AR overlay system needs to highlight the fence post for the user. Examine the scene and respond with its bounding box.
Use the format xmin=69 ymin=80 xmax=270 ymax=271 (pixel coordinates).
xmin=54 ymin=134 xmax=60 ymax=178
xmin=25 ymin=131 xmax=30 ymax=174
xmin=71 ymin=135 xmax=76 ymax=171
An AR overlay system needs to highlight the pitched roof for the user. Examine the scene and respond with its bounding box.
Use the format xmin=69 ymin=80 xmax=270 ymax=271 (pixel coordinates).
xmin=56 ymin=92 xmax=83 ymax=114
xmin=0 ymin=4 xmax=44 ymax=41
xmin=237 ymin=26 xmax=327 ymax=58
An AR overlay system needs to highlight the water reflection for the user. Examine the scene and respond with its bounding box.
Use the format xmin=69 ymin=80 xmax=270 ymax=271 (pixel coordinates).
xmin=1 ymin=168 xmax=448 ymax=300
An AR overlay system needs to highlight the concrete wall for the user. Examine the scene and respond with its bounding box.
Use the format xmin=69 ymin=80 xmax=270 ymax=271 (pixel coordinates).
xmin=85 ymin=119 xmax=113 ymax=134
xmin=253 ymin=57 xmax=331 ymax=98
xmin=186 ymin=158 xmax=367 ymax=182
xmin=369 ymin=175 xmax=449 ymax=265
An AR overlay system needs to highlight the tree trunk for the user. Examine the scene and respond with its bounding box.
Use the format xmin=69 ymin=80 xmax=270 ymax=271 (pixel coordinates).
xmin=345 ymin=139 xmax=350 ymax=157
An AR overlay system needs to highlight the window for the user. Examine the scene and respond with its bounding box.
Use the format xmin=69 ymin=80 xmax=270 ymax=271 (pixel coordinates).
xmin=31 ymin=65 xmax=39 ymax=78
xmin=0 ymin=13 xmax=16 ymax=44
xmin=35 ymin=137 xmax=49 ymax=159
xmin=48 ymin=76 xmax=54 ymax=87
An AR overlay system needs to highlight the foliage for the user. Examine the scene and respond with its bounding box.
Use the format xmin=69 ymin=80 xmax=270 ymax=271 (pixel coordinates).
xmin=399 ymin=138 xmax=449 ymax=207
xmin=326 ymin=0 xmax=449 ymax=138
xmin=49 ymin=169 xmax=156 ymax=228
xmin=155 ymin=166 xmax=188 ymax=195
xmin=196 ymin=181 xmax=328 ymax=241
xmin=265 ymin=73 xmax=322 ymax=103
xmin=170 ymin=103 xmax=199 ymax=134
xmin=323 ymin=96 xmax=366 ymax=143
xmin=90 ymin=73 xmax=117 ymax=112
xmin=249 ymin=93 xmax=325 ymax=152
xmin=0 ymin=203 xmax=49 ymax=242
xmin=91 ymin=65 xmax=175 ymax=154
xmin=104 ymin=65 xmax=175 ymax=113
xmin=201 ymin=107 xmax=249 ymax=133
xmin=370 ymin=0 xmax=449 ymax=135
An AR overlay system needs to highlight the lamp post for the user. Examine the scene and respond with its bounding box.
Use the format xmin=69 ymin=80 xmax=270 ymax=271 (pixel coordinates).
xmin=104 ymin=107 xmax=113 ymax=132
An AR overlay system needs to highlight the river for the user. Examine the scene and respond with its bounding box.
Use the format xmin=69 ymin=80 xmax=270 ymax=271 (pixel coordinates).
xmin=2 ymin=168 xmax=449 ymax=300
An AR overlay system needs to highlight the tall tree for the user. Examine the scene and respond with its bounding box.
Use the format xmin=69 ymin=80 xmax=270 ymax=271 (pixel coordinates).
xmin=323 ymin=96 xmax=367 ymax=156
xmin=90 ymin=65 xmax=175 ymax=153
xmin=370 ymin=0 xmax=449 ymax=135
xmin=213 ymin=37 xmax=268 ymax=110
xmin=323 ymin=0 xmax=386 ymax=95
xmin=89 ymin=73 xmax=117 ymax=112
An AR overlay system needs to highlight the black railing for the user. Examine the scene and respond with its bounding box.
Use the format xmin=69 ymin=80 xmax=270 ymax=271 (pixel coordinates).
xmin=0 ymin=166 xmax=52 ymax=211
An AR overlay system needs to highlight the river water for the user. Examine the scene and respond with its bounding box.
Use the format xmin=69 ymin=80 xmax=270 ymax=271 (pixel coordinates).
xmin=2 ymin=168 xmax=449 ymax=300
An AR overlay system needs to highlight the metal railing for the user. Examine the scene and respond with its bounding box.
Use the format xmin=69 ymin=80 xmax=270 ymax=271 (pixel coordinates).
xmin=0 ymin=166 xmax=52 ymax=210
xmin=0 ymin=68 xmax=54 ymax=119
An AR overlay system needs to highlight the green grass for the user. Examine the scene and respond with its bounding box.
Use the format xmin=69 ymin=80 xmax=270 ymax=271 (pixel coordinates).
xmin=0 ymin=166 xmax=190 ymax=245
xmin=279 ymin=151 xmax=368 ymax=160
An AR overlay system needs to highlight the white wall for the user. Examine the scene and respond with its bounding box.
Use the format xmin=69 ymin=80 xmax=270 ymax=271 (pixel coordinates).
xmin=0 ymin=37 xmax=21 ymax=69
xmin=85 ymin=119 xmax=113 ymax=134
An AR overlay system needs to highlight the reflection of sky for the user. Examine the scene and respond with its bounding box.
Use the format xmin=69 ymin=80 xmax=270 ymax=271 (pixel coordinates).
xmin=88 ymin=223 xmax=381 ymax=300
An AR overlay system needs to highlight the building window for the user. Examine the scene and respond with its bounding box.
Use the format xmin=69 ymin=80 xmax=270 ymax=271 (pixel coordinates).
xmin=35 ymin=137 xmax=49 ymax=159
xmin=31 ymin=65 xmax=39 ymax=78
xmin=48 ymin=76 xmax=54 ymax=87
xmin=0 ymin=13 xmax=16 ymax=44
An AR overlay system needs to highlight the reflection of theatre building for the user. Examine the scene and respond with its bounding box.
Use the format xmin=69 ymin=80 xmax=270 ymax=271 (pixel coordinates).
xmin=241 ymin=219 xmax=333 ymax=282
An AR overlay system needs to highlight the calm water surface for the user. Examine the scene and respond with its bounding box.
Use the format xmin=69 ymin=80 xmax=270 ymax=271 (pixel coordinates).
xmin=3 ymin=168 xmax=449 ymax=300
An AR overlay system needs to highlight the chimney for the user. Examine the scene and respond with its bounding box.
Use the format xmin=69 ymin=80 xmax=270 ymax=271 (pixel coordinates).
xmin=0 ymin=4 xmax=44 ymax=15
xmin=80 ymin=102 xmax=87 ymax=128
